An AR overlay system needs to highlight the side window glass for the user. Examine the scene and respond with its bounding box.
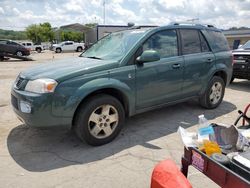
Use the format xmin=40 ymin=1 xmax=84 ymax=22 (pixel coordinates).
xmin=0 ymin=41 xmax=7 ymax=44
xmin=180 ymin=29 xmax=201 ymax=55
xmin=207 ymin=30 xmax=230 ymax=52
xmin=199 ymin=32 xmax=210 ymax=52
xmin=142 ymin=30 xmax=178 ymax=58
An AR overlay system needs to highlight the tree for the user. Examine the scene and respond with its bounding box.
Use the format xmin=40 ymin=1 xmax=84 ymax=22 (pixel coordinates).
xmin=26 ymin=24 xmax=43 ymax=43
xmin=25 ymin=22 xmax=54 ymax=43
xmin=84 ymin=23 xmax=98 ymax=28
xmin=40 ymin=22 xmax=54 ymax=42
xmin=60 ymin=30 xmax=84 ymax=42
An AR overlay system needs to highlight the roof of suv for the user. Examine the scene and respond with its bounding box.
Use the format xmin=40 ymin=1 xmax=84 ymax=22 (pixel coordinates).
xmin=127 ymin=23 xmax=221 ymax=33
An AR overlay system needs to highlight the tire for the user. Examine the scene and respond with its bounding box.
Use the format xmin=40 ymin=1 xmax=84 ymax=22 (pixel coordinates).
xmin=230 ymin=76 xmax=234 ymax=83
xmin=76 ymin=47 xmax=83 ymax=52
xmin=56 ymin=48 xmax=62 ymax=53
xmin=36 ymin=48 xmax=42 ymax=53
xmin=16 ymin=51 xmax=23 ymax=56
xmin=0 ymin=56 xmax=4 ymax=61
xmin=199 ymin=76 xmax=225 ymax=109
xmin=74 ymin=94 xmax=125 ymax=146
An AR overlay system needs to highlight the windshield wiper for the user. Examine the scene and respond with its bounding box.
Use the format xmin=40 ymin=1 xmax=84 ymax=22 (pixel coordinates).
xmin=86 ymin=56 xmax=102 ymax=60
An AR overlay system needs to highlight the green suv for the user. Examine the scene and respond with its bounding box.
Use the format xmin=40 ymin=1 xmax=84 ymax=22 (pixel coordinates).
xmin=11 ymin=24 xmax=232 ymax=145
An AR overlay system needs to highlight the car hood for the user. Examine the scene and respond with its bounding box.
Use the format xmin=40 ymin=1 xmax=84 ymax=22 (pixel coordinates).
xmin=20 ymin=57 xmax=119 ymax=81
xmin=232 ymin=49 xmax=250 ymax=54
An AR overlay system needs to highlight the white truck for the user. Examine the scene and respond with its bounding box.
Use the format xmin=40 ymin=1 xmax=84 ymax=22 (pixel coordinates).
xmin=52 ymin=41 xmax=85 ymax=53
xmin=21 ymin=42 xmax=44 ymax=53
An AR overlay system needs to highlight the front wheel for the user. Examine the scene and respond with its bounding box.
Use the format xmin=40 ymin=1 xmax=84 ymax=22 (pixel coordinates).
xmin=199 ymin=76 xmax=225 ymax=109
xmin=74 ymin=94 xmax=125 ymax=146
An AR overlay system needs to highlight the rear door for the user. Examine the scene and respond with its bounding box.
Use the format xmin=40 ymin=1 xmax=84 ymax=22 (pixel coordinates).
xmin=135 ymin=29 xmax=184 ymax=109
xmin=180 ymin=29 xmax=215 ymax=98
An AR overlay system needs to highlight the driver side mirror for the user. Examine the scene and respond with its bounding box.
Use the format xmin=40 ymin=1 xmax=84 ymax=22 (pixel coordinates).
xmin=136 ymin=50 xmax=160 ymax=64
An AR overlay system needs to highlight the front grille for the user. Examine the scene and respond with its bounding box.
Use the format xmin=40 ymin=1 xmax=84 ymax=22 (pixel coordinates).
xmin=11 ymin=94 xmax=18 ymax=110
xmin=14 ymin=76 xmax=27 ymax=90
xmin=15 ymin=77 xmax=24 ymax=89
xmin=234 ymin=55 xmax=250 ymax=64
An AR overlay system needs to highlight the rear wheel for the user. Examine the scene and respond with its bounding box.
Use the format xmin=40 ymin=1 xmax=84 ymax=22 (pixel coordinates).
xmin=199 ymin=76 xmax=225 ymax=109
xmin=16 ymin=51 xmax=23 ymax=56
xmin=56 ymin=48 xmax=62 ymax=53
xmin=36 ymin=48 xmax=42 ymax=53
xmin=74 ymin=94 xmax=125 ymax=146
xmin=76 ymin=47 xmax=83 ymax=52
xmin=0 ymin=56 xmax=4 ymax=61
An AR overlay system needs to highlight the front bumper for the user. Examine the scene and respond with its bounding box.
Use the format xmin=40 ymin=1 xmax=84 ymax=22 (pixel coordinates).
xmin=11 ymin=87 xmax=71 ymax=128
xmin=232 ymin=63 xmax=250 ymax=79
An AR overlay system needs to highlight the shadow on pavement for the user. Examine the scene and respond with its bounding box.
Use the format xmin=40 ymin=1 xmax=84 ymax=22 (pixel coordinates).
xmin=7 ymin=100 xmax=236 ymax=172
xmin=228 ymin=80 xmax=250 ymax=92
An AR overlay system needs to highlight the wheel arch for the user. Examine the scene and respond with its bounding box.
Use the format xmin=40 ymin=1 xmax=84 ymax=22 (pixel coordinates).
xmin=213 ymin=70 xmax=227 ymax=85
xmin=200 ymin=69 xmax=228 ymax=96
xmin=71 ymin=87 xmax=130 ymax=129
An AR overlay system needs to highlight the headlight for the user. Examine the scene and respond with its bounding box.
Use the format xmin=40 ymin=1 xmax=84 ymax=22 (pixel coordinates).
xmin=25 ymin=79 xmax=58 ymax=93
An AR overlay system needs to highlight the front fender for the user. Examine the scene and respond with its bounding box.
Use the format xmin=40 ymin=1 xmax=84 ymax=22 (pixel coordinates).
xmin=52 ymin=77 xmax=135 ymax=119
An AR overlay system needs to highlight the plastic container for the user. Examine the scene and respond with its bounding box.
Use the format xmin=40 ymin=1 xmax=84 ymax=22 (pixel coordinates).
xmin=198 ymin=115 xmax=215 ymax=144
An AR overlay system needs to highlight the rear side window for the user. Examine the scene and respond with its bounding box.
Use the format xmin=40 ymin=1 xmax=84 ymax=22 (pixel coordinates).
xmin=180 ymin=29 xmax=201 ymax=55
xmin=0 ymin=40 xmax=7 ymax=44
xmin=206 ymin=30 xmax=230 ymax=52
xmin=143 ymin=29 xmax=178 ymax=58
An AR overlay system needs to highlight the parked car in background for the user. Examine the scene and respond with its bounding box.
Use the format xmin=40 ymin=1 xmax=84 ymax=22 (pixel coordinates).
xmin=21 ymin=42 xmax=44 ymax=53
xmin=231 ymin=40 xmax=250 ymax=82
xmin=52 ymin=41 xmax=85 ymax=53
xmin=0 ymin=39 xmax=30 ymax=57
xmin=11 ymin=24 xmax=232 ymax=146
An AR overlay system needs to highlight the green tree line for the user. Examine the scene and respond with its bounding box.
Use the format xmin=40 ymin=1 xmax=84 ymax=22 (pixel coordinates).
xmin=0 ymin=22 xmax=91 ymax=43
xmin=0 ymin=29 xmax=28 ymax=40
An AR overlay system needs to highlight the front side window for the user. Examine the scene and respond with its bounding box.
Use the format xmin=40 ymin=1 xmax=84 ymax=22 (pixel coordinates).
xmin=65 ymin=42 xmax=73 ymax=45
xmin=180 ymin=29 xmax=201 ymax=55
xmin=142 ymin=30 xmax=178 ymax=58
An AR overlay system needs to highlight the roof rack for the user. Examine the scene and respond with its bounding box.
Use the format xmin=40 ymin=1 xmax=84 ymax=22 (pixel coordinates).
xmin=169 ymin=22 xmax=215 ymax=28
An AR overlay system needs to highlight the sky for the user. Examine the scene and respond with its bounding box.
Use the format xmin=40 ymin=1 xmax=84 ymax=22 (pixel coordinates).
xmin=0 ymin=0 xmax=250 ymax=30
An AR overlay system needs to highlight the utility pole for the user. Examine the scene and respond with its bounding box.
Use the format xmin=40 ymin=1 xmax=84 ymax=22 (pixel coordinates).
xmin=103 ymin=0 xmax=106 ymax=25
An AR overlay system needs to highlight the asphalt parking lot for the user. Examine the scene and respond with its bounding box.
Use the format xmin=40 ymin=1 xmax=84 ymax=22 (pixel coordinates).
xmin=0 ymin=51 xmax=250 ymax=188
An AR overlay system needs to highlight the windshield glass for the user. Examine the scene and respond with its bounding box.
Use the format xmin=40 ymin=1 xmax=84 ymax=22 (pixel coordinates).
xmin=241 ymin=40 xmax=250 ymax=49
xmin=81 ymin=30 xmax=146 ymax=61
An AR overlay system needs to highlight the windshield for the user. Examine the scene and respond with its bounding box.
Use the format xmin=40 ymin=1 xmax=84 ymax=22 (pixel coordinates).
xmin=81 ymin=30 xmax=146 ymax=61
xmin=240 ymin=40 xmax=250 ymax=49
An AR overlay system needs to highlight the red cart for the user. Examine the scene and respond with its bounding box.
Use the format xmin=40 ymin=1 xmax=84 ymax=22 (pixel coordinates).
xmin=181 ymin=105 xmax=250 ymax=188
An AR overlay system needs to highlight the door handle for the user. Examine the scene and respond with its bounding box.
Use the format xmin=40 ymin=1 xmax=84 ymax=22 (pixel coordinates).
xmin=172 ymin=64 xmax=181 ymax=69
xmin=206 ymin=58 xmax=213 ymax=63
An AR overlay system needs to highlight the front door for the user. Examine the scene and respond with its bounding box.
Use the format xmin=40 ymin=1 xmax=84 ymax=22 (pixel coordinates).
xmin=135 ymin=29 xmax=184 ymax=109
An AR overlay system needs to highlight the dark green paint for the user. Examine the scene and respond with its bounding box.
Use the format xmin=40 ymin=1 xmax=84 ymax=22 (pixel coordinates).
xmin=11 ymin=24 xmax=232 ymax=128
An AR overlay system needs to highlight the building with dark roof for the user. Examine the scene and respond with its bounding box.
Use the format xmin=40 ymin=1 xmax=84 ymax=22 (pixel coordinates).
xmin=222 ymin=29 xmax=250 ymax=49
